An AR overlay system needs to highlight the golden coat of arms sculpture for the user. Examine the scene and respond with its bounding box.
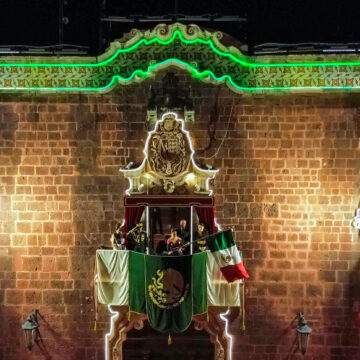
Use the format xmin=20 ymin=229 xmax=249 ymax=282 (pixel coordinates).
xmin=148 ymin=115 xmax=190 ymax=178
xmin=121 ymin=112 xmax=217 ymax=195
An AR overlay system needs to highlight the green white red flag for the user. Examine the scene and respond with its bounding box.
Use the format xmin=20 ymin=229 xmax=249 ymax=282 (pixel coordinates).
xmin=205 ymin=229 xmax=249 ymax=282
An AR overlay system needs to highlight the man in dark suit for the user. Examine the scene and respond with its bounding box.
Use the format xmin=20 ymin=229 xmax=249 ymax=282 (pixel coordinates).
xmin=176 ymin=219 xmax=190 ymax=254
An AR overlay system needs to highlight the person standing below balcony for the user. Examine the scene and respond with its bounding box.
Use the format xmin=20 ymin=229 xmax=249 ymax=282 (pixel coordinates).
xmin=176 ymin=219 xmax=190 ymax=254
xmin=194 ymin=223 xmax=208 ymax=253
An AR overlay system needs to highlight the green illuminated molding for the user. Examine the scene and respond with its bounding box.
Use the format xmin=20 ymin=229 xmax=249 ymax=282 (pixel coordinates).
xmin=1 ymin=23 xmax=360 ymax=93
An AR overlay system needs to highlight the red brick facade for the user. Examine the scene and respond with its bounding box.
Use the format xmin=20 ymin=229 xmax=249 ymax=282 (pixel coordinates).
xmin=0 ymin=71 xmax=359 ymax=359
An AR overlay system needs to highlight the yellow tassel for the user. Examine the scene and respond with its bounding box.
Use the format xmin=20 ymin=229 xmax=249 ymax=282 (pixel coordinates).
xmin=93 ymin=321 xmax=97 ymax=331
xmin=207 ymin=312 xmax=209 ymax=322
xmin=168 ymin=334 xmax=172 ymax=345
xmin=128 ymin=311 xmax=131 ymax=321
xmin=242 ymin=322 xmax=246 ymax=331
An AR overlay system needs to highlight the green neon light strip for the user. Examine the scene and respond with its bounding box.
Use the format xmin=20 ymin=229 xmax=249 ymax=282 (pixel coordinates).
xmin=0 ymin=58 xmax=359 ymax=92
xmin=1 ymin=30 xmax=360 ymax=68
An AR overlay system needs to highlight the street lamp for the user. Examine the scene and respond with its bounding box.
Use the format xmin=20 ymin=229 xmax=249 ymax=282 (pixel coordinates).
xmin=22 ymin=309 xmax=39 ymax=350
xmin=296 ymin=312 xmax=312 ymax=355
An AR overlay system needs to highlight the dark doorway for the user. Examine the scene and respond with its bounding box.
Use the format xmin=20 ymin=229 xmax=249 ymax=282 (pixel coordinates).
xmin=123 ymin=322 xmax=214 ymax=359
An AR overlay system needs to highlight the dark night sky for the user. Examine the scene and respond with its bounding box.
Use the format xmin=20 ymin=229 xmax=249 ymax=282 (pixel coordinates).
xmin=0 ymin=0 xmax=358 ymax=55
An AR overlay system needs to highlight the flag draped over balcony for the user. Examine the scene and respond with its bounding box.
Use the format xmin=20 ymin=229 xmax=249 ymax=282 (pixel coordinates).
xmin=126 ymin=252 xmax=207 ymax=332
xmin=95 ymin=242 xmax=247 ymax=332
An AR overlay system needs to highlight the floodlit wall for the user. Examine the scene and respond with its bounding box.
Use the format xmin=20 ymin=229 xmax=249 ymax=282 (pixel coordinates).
xmin=0 ymin=70 xmax=359 ymax=359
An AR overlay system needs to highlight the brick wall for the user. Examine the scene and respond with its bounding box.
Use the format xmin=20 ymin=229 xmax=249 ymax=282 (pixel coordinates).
xmin=0 ymin=70 xmax=359 ymax=359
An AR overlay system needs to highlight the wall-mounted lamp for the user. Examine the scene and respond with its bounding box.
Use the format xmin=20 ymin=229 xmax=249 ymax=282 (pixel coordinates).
xmin=22 ymin=309 xmax=39 ymax=350
xmin=296 ymin=312 xmax=312 ymax=355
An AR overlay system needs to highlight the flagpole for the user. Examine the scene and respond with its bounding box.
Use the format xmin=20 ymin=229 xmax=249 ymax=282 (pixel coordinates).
xmin=242 ymin=280 xmax=245 ymax=331
xmin=234 ymin=226 xmax=246 ymax=331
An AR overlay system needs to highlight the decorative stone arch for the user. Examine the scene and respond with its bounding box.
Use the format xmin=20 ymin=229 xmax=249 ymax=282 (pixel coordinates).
xmin=0 ymin=22 xmax=360 ymax=93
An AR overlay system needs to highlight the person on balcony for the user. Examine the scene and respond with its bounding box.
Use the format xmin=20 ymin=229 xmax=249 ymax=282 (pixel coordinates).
xmin=194 ymin=223 xmax=208 ymax=253
xmin=126 ymin=223 xmax=148 ymax=253
xmin=176 ymin=219 xmax=190 ymax=254
xmin=110 ymin=222 xmax=126 ymax=250
xmin=167 ymin=229 xmax=184 ymax=255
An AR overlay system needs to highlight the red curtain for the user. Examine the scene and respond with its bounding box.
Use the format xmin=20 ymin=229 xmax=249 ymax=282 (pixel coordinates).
xmin=124 ymin=206 xmax=145 ymax=233
xmin=194 ymin=207 xmax=216 ymax=234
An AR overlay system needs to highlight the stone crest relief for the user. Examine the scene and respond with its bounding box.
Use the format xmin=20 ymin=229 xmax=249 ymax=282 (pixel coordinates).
xmin=148 ymin=114 xmax=190 ymax=178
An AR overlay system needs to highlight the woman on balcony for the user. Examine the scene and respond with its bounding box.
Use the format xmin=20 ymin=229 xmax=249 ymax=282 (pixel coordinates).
xmin=194 ymin=223 xmax=208 ymax=253
xmin=166 ymin=229 xmax=184 ymax=255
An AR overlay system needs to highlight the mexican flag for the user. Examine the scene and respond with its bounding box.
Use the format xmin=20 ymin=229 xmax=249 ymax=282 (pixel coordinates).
xmin=131 ymin=252 xmax=207 ymax=333
xmin=96 ymin=250 xmax=207 ymax=333
xmin=143 ymin=253 xmax=207 ymax=333
xmin=206 ymin=229 xmax=249 ymax=282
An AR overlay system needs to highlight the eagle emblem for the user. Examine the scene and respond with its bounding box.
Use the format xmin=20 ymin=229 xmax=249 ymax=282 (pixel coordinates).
xmin=221 ymin=255 xmax=232 ymax=264
xmin=148 ymin=268 xmax=190 ymax=309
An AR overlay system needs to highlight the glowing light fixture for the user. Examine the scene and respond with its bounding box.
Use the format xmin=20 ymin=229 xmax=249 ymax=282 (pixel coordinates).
xmin=296 ymin=312 xmax=312 ymax=355
xmin=353 ymin=208 xmax=360 ymax=229
xmin=1 ymin=30 xmax=360 ymax=68
xmin=0 ymin=58 xmax=359 ymax=93
xmin=219 ymin=308 xmax=233 ymax=360
xmin=214 ymin=218 xmax=222 ymax=231
xmin=105 ymin=305 xmax=119 ymax=360
xmin=185 ymin=173 xmax=195 ymax=182
xmin=22 ymin=309 xmax=39 ymax=350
